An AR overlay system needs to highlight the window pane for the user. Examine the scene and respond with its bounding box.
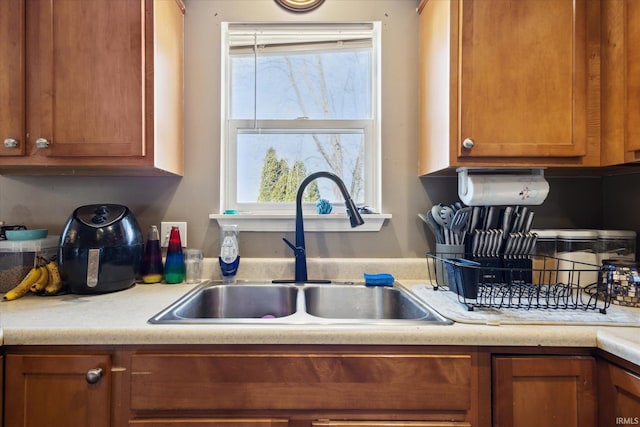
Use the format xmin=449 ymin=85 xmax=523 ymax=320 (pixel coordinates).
xmin=236 ymin=131 xmax=365 ymax=204
xmin=230 ymin=49 xmax=371 ymax=120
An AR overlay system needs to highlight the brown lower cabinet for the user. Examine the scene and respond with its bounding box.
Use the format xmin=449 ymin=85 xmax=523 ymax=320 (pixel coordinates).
xmin=3 ymin=346 xmax=484 ymax=427
xmin=492 ymin=356 xmax=597 ymax=427
xmin=4 ymin=353 xmax=112 ymax=427
xmin=4 ymin=345 xmax=636 ymax=427
xmin=598 ymin=356 xmax=640 ymax=427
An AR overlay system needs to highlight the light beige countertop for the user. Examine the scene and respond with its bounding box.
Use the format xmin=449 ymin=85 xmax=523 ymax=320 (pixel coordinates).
xmin=0 ymin=258 xmax=638 ymax=367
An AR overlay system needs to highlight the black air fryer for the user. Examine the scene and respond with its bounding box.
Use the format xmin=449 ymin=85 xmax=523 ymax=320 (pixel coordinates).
xmin=59 ymin=204 xmax=143 ymax=294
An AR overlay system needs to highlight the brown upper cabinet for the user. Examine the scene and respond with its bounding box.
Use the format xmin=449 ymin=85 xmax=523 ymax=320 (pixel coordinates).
xmin=601 ymin=0 xmax=640 ymax=166
xmin=0 ymin=0 xmax=184 ymax=176
xmin=418 ymin=0 xmax=601 ymax=175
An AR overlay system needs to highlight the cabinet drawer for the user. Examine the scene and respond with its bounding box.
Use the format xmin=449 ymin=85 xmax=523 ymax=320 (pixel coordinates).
xmin=312 ymin=422 xmax=471 ymax=427
xmin=131 ymin=353 xmax=472 ymax=411
xmin=129 ymin=419 xmax=289 ymax=426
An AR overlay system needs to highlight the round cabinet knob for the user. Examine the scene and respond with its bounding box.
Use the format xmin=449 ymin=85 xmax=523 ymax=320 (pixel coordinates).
xmin=462 ymin=138 xmax=475 ymax=150
xmin=35 ymin=138 xmax=50 ymax=148
xmin=85 ymin=368 xmax=103 ymax=384
xmin=3 ymin=138 xmax=19 ymax=148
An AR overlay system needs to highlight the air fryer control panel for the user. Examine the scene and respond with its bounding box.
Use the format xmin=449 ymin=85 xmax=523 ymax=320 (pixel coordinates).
xmin=75 ymin=204 xmax=127 ymax=228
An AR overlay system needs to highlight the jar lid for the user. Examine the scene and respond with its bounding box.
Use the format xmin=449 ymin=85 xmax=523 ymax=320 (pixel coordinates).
xmin=597 ymin=230 xmax=637 ymax=239
xmin=531 ymin=229 xmax=557 ymax=239
xmin=556 ymin=229 xmax=599 ymax=240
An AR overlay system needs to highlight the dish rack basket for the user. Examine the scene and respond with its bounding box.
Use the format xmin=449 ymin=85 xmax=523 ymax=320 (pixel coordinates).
xmin=426 ymin=253 xmax=612 ymax=313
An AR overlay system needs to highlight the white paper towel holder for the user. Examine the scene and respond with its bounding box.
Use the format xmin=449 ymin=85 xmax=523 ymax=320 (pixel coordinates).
xmin=457 ymin=167 xmax=549 ymax=206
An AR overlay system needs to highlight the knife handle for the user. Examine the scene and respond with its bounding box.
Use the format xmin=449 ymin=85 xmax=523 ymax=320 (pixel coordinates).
xmin=523 ymin=211 xmax=535 ymax=233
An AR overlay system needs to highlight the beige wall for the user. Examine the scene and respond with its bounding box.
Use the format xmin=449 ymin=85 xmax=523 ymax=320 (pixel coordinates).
xmin=0 ymin=0 xmax=618 ymax=260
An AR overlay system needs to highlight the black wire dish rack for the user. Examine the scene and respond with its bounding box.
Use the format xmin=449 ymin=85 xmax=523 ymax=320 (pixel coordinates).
xmin=426 ymin=253 xmax=612 ymax=314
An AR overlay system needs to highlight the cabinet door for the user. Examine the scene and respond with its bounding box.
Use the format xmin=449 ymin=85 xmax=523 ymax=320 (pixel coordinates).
xmin=418 ymin=0 xmax=600 ymax=174
xmin=458 ymin=0 xmax=592 ymax=159
xmin=624 ymin=1 xmax=640 ymax=154
xmin=602 ymin=0 xmax=640 ymax=165
xmin=493 ymin=356 xmax=597 ymax=427
xmin=598 ymin=359 xmax=640 ymax=426
xmin=0 ymin=0 xmax=25 ymax=156
xmin=26 ymin=0 xmax=144 ymax=158
xmin=4 ymin=353 xmax=111 ymax=427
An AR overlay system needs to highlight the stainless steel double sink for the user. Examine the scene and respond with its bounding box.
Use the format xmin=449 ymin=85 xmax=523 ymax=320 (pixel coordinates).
xmin=148 ymin=281 xmax=452 ymax=325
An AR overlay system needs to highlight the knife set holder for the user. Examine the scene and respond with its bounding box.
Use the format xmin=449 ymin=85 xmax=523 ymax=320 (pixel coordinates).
xmin=427 ymin=253 xmax=611 ymax=313
xmin=428 ymin=205 xmax=538 ymax=284
xmin=434 ymin=229 xmax=536 ymax=289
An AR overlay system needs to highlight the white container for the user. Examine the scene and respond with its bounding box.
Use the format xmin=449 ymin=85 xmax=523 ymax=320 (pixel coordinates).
xmin=597 ymin=230 xmax=636 ymax=264
xmin=0 ymin=236 xmax=59 ymax=293
xmin=556 ymin=230 xmax=599 ymax=286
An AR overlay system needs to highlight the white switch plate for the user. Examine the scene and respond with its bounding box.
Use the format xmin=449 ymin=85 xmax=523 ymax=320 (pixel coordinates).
xmin=160 ymin=221 xmax=187 ymax=247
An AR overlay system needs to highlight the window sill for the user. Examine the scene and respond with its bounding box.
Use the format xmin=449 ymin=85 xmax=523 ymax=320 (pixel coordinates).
xmin=209 ymin=213 xmax=391 ymax=232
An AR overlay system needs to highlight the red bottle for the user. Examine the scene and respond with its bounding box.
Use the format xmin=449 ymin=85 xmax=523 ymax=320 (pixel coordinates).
xmin=163 ymin=226 xmax=185 ymax=284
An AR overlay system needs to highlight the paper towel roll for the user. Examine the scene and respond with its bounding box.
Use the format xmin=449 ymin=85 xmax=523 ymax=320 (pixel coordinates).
xmin=458 ymin=174 xmax=549 ymax=206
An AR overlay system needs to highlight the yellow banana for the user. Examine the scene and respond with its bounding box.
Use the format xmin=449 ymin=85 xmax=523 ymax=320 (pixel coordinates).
xmin=30 ymin=266 xmax=50 ymax=293
xmin=4 ymin=267 xmax=42 ymax=301
xmin=44 ymin=260 xmax=63 ymax=295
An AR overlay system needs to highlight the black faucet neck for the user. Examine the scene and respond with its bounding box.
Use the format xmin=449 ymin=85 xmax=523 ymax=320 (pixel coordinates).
xmin=287 ymin=171 xmax=365 ymax=283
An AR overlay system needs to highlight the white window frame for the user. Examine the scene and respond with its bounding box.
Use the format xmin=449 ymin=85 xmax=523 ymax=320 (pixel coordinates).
xmin=213 ymin=22 xmax=390 ymax=232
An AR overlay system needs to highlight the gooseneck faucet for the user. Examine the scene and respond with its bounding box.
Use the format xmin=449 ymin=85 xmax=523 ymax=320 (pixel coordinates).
xmin=278 ymin=171 xmax=365 ymax=283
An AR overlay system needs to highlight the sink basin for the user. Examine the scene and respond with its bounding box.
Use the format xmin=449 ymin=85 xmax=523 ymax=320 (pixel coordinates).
xmin=304 ymin=284 xmax=433 ymax=320
xmin=173 ymin=284 xmax=297 ymax=319
xmin=148 ymin=281 xmax=451 ymax=325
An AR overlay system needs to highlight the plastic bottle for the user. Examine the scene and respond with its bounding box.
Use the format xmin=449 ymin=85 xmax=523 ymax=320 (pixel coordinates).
xmin=219 ymin=225 xmax=240 ymax=283
xmin=140 ymin=225 xmax=164 ymax=283
xmin=164 ymin=226 xmax=186 ymax=284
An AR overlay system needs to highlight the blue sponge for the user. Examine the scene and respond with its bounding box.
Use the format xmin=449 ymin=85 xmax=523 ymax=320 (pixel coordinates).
xmin=364 ymin=273 xmax=395 ymax=287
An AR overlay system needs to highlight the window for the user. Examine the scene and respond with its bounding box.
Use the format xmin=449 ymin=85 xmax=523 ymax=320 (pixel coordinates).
xmin=220 ymin=22 xmax=381 ymax=221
